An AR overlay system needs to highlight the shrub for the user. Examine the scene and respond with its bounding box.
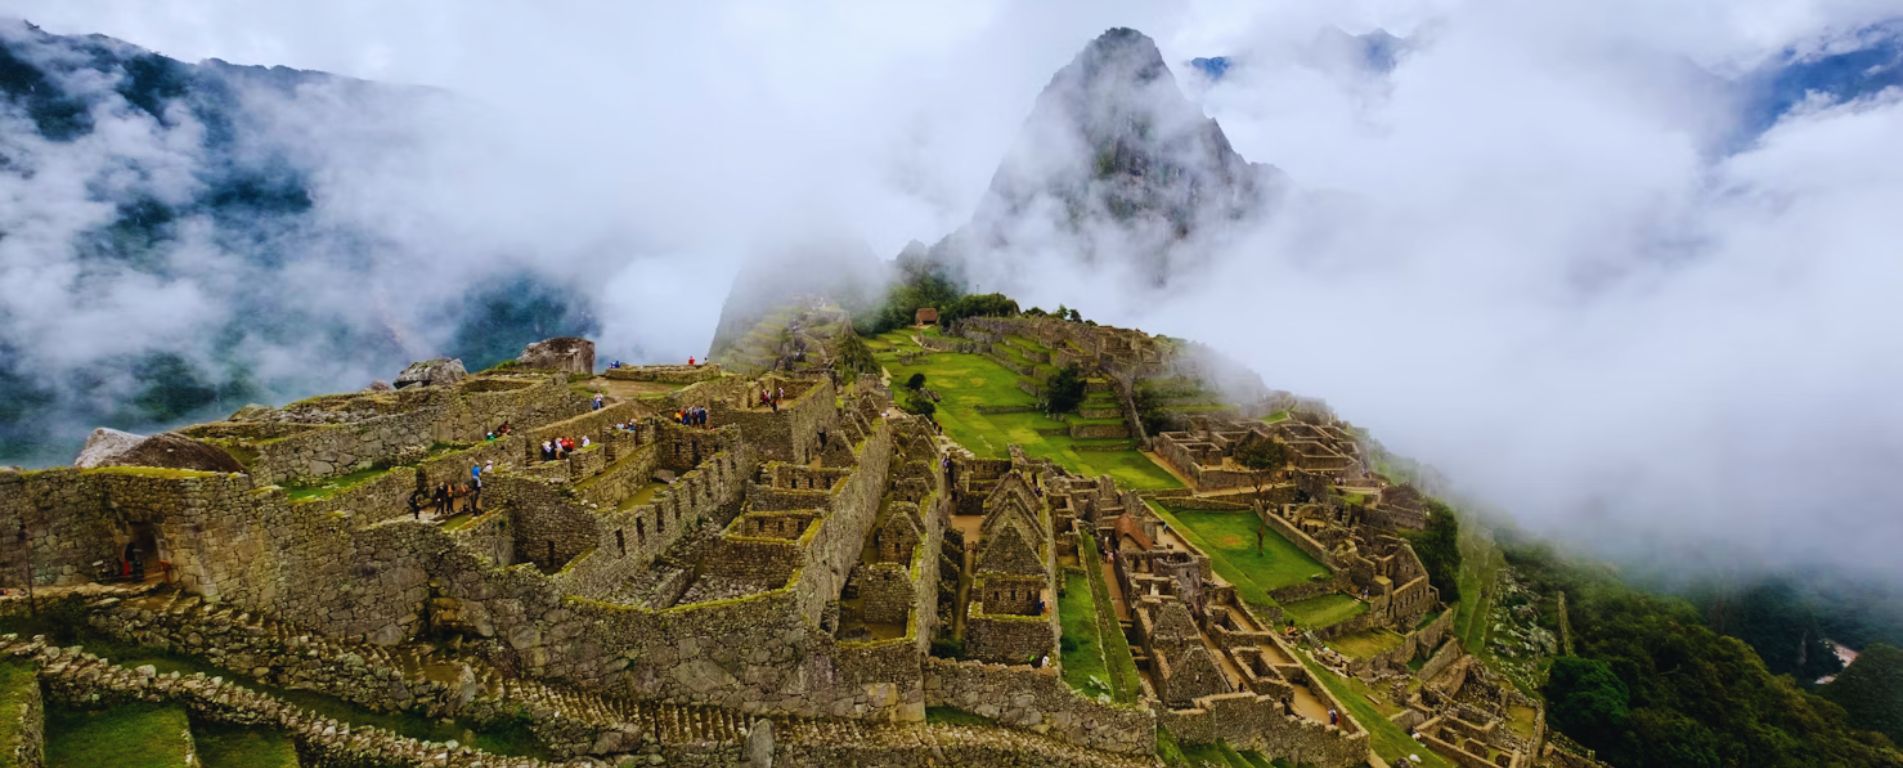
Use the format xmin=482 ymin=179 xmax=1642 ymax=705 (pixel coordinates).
xmin=1044 ymin=364 xmax=1085 ymax=414
xmin=905 ymin=372 xmax=926 ymax=390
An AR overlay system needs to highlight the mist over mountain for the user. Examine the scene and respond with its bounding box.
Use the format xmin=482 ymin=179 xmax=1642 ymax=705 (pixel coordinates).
xmin=0 ymin=19 xmax=596 ymax=464
xmin=925 ymin=28 xmax=1282 ymax=290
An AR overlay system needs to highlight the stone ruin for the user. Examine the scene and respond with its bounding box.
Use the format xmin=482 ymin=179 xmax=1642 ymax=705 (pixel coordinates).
xmin=516 ymin=336 xmax=596 ymax=375
xmin=0 ymin=340 xmax=1167 ymax=767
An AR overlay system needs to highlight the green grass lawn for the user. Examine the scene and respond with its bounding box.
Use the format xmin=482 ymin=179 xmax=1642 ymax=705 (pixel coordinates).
xmin=46 ymin=704 xmax=197 ymax=768
xmin=282 ymin=464 xmax=397 ymax=502
xmin=873 ymin=331 xmax=1178 ymax=489
xmin=1299 ymin=657 xmax=1453 ymax=768
xmin=0 ymin=660 xmax=35 ymax=763
xmin=1058 ymin=569 xmax=1114 ymax=699
xmin=1281 ymin=594 xmax=1368 ymax=629
xmin=1077 ymin=534 xmax=1143 ymax=704
xmin=1147 ymin=504 xmax=1327 ymax=614
xmin=194 ymin=722 xmax=301 ymax=768
xmin=1328 ymin=629 xmax=1406 ymax=659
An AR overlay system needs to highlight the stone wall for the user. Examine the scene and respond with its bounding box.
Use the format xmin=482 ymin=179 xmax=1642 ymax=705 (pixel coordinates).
xmin=857 ymin=563 xmax=914 ymax=625
xmin=922 ymin=657 xmax=1155 ymax=756
xmin=965 ymin=613 xmax=1056 ymax=665
xmin=602 ymin=364 xmax=723 ymax=384
xmin=0 ymin=467 xmax=261 ymax=596
xmin=1161 ymin=692 xmax=1368 ymax=768
xmin=237 ymin=375 xmax=586 ymax=487
xmin=1257 ymin=507 xmax=1336 ymax=569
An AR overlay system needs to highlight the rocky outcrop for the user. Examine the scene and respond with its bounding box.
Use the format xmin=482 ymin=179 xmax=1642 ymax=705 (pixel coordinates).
xmin=515 ymin=338 xmax=595 ymax=375
xmin=394 ymin=358 xmax=469 ymax=389
xmin=73 ymin=428 xmax=145 ymax=468
xmin=72 ymin=428 xmax=244 ymax=473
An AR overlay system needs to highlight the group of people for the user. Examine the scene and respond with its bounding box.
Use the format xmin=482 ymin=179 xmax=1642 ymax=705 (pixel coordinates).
xmin=541 ymin=435 xmax=589 ymax=461
xmin=676 ymin=405 xmax=711 ymax=427
xmin=483 ymin=421 xmax=513 ymax=441
xmin=757 ymin=384 xmax=787 ymax=413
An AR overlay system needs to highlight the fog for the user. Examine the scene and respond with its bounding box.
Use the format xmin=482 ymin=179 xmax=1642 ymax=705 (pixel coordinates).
xmin=10 ymin=0 xmax=1903 ymax=582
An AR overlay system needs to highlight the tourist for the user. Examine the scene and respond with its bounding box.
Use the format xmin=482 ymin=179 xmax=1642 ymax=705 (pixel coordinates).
xmin=688 ymin=355 xmax=696 ymax=366
xmin=1328 ymin=708 xmax=1339 ymax=726
xmin=434 ymin=483 xmax=451 ymax=517
xmin=408 ymin=489 xmax=424 ymax=521
xmin=541 ymin=439 xmax=556 ymax=461
xmin=471 ymin=462 xmax=483 ymax=488
xmin=581 ymin=435 xmax=591 ymax=449
xmin=592 ymin=392 xmax=605 ymax=411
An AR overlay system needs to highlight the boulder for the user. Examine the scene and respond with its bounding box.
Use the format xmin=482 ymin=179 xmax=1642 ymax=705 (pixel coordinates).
xmin=75 ymin=430 xmax=245 ymax=473
xmin=394 ymin=358 xmax=467 ymax=389
xmin=74 ymin=428 xmax=145 ymax=468
xmin=516 ymin=337 xmax=595 ymax=375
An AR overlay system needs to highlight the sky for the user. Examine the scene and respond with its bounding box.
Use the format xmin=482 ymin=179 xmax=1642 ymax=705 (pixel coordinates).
xmin=8 ymin=0 xmax=1903 ymax=583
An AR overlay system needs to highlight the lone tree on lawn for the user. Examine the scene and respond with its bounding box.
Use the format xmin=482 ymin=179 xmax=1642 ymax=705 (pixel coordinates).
xmin=1233 ymin=433 xmax=1289 ymax=554
xmin=905 ymin=372 xmax=926 ymax=390
xmin=1044 ymin=364 xmax=1086 ymax=415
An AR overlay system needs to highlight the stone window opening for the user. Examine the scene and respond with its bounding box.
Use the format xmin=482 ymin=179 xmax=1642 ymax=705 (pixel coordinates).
xmin=616 ymin=529 xmax=626 ymax=557
xmin=545 ymin=540 xmax=555 ymax=566
xmin=637 ymin=519 xmax=646 ymax=543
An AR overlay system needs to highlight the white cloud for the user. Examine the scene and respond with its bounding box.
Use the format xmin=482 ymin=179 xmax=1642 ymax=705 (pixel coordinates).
xmin=6 ymin=1 xmax=1903 ymax=582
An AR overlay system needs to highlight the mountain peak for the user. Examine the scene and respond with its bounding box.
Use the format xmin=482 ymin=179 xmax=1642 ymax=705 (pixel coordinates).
xmin=956 ymin=27 xmax=1278 ymax=286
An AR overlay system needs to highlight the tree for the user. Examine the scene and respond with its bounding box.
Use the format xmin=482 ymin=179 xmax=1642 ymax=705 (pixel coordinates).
xmin=1044 ymin=364 xmax=1086 ymax=415
xmin=901 ymin=391 xmax=936 ymax=418
xmin=905 ymin=372 xmax=926 ymax=390
xmin=1544 ymin=656 xmax=1631 ymax=748
xmin=1231 ymin=432 xmax=1289 ymax=497
xmin=1823 ymin=643 xmax=1903 ymax=744
xmin=1405 ymin=502 xmax=1462 ymax=604
xmin=835 ymin=332 xmax=878 ymax=377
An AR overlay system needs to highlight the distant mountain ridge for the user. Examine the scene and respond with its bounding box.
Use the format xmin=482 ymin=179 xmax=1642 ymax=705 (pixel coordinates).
xmin=0 ymin=19 xmax=596 ymax=464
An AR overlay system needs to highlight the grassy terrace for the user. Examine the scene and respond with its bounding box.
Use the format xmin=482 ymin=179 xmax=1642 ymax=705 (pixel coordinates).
xmin=46 ymin=704 xmax=195 ymax=768
xmin=1281 ymin=593 xmax=1368 ymax=629
xmin=194 ymin=723 xmax=301 ymax=768
xmin=0 ymin=659 xmax=34 ymax=763
xmin=868 ymin=329 xmax=1179 ymax=490
xmin=1454 ymin=514 xmax=1505 ymax=654
xmin=0 ymin=614 xmax=548 ymax=760
xmin=1144 ymin=503 xmax=1327 ymax=616
xmin=1328 ymin=628 xmax=1405 ymax=659
xmin=1058 ymin=569 xmax=1114 ymax=699
xmin=1077 ymin=534 xmax=1143 ymax=703
xmin=1299 ymin=655 xmax=1454 ymax=768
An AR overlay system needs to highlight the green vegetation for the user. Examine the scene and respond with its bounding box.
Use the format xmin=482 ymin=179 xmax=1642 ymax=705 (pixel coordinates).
xmin=1281 ymin=594 xmax=1367 ymax=629
xmin=1230 ymin=433 xmax=1288 ymax=496
xmin=1543 ymin=656 xmax=1629 ymax=749
xmin=924 ymin=706 xmax=993 ymax=726
xmin=1 ymin=608 xmax=547 ymax=760
xmin=1298 ymin=657 xmax=1452 ymax=768
xmin=851 ymin=255 xmax=1019 ymax=335
xmin=0 ymin=659 xmax=35 ymax=763
xmin=1405 ymin=502 xmax=1462 ymax=605
xmin=194 ymin=722 xmax=301 ymax=768
xmin=870 ymin=330 xmax=1178 ymax=489
xmin=46 ymin=704 xmax=196 ymax=768
xmin=1508 ymin=539 xmax=1899 ymax=768
xmin=282 ymin=463 xmax=396 ymax=501
xmin=1078 ymin=533 xmax=1142 ymax=703
xmin=1043 ymin=364 xmax=1086 ymax=414
xmin=904 ymin=371 xmax=926 ymax=390
xmin=1058 ymin=569 xmax=1114 ymax=699
xmin=1823 ymin=644 xmax=1903 ymax=744
xmin=1453 ymin=513 xmax=1504 ymax=653
xmin=1146 ymin=504 xmax=1326 ymax=613
xmin=834 ymin=330 xmax=879 ymax=377
xmin=1328 ymin=628 xmax=1404 ymax=658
